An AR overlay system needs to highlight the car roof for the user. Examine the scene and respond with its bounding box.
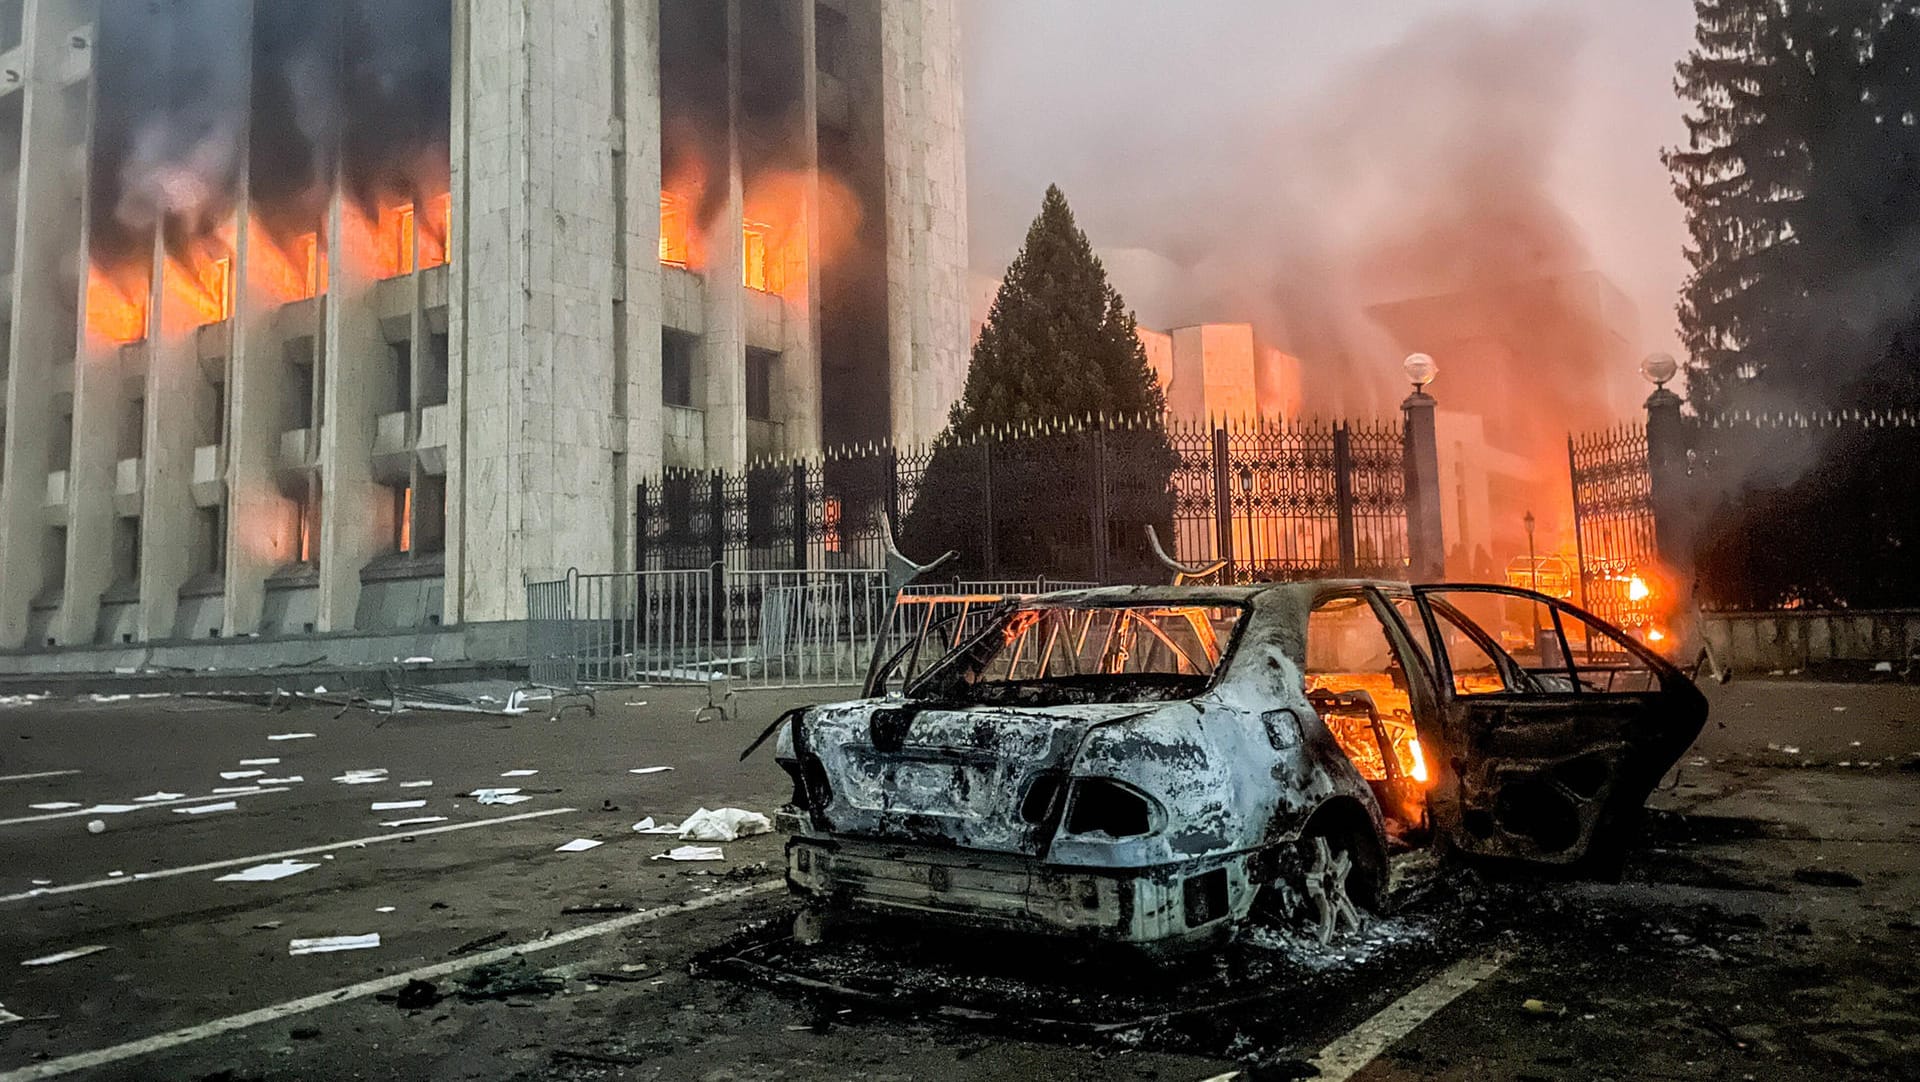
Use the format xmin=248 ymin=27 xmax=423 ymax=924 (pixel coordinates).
xmin=1023 ymin=580 xmax=1413 ymax=607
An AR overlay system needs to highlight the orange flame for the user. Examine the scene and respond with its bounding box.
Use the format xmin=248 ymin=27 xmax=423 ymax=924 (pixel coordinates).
xmin=418 ymin=191 xmax=450 ymax=270
xmin=660 ymin=190 xmax=697 ymax=269
xmin=162 ymin=223 xmax=238 ymax=332
xmin=741 ymin=168 xmax=864 ymax=298
xmin=87 ymin=264 xmax=150 ymax=346
xmin=249 ymin=219 xmax=327 ymax=305
xmin=341 ymin=200 xmax=414 ymax=281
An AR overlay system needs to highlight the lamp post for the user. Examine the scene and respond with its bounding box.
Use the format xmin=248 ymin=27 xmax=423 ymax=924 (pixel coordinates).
xmin=1524 ymin=509 xmax=1539 ymax=638
xmin=1400 ymin=353 xmax=1445 ymax=582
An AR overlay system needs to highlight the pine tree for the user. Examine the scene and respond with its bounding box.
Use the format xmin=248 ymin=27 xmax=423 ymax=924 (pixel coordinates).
xmin=900 ymin=186 xmax=1174 ymax=581
xmin=948 ymin=184 xmax=1167 ymax=435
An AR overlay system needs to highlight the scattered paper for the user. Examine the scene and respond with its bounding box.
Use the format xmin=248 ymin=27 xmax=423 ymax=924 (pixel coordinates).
xmin=380 ymin=816 xmax=449 ymax=828
xmin=1874 ymin=660 xmax=1894 ymax=672
xmin=221 ymin=771 xmax=266 ymax=781
xmin=403 ymin=656 xmax=434 ymax=664
xmin=370 ymin=800 xmax=427 ymax=811
xmin=29 ymin=802 xmax=81 ymax=811
xmin=555 ymin=839 xmax=603 ymax=853
xmin=108 ymin=871 xmax=125 ymax=877
xmin=288 ymin=934 xmax=380 ymax=956
xmin=628 ymin=767 xmax=674 ymax=776
xmin=21 ymin=946 xmax=109 ymax=967
xmin=399 ymin=780 xmax=433 ymax=788
xmin=89 ymin=694 xmax=132 ymax=704
xmin=258 ymin=776 xmax=304 ymax=786
xmin=84 ymin=805 xmax=142 ymax=815
xmin=30 ymin=879 xmax=51 ymax=886
xmin=499 ymin=769 xmax=539 ymax=778
xmin=0 ymin=1004 xmax=21 ymax=1024
xmin=633 ymin=818 xmax=682 ymax=835
xmin=212 ymin=787 xmax=262 ymax=795
xmin=334 ymin=769 xmax=390 ymax=785
xmin=240 ymin=758 xmax=281 ymax=766
xmin=216 ymin=861 xmax=319 ymax=883
xmin=376 ymin=906 xmax=397 ymax=913
xmin=134 ymin=792 xmax=186 ymax=802
xmin=651 ymin=846 xmax=724 ymax=862
xmin=479 ymin=793 xmax=532 ymax=806
xmin=174 ymin=802 xmax=238 ymax=815
xmin=678 ymin=807 xmax=773 ymax=843
xmin=267 ymin=733 xmax=317 ymax=741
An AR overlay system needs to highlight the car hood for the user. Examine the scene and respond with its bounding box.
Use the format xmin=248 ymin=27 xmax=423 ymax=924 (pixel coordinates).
xmin=795 ymin=698 xmax=1160 ymax=856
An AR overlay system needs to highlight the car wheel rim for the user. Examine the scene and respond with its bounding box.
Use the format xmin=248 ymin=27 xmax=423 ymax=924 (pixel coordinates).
xmin=1300 ymin=834 xmax=1365 ymax=945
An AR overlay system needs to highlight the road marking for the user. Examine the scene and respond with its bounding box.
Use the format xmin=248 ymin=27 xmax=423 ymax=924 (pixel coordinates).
xmin=0 ymin=807 xmax=579 ymax=904
xmin=0 ymin=771 xmax=80 ymax=784
xmin=0 ymin=879 xmax=784 ymax=1081
xmin=0 ymin=788 xmax=291 ymax=827
xmin=1305 ymin=953 xmax=1504 ymax=1081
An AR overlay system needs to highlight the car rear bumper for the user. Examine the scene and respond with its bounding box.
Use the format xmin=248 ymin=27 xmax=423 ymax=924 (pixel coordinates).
xmin=784 ymin=836 xmax=1253 ymax=946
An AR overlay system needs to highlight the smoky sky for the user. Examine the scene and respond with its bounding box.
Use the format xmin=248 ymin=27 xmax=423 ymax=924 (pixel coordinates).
xmin=92 ymin=0 xmax=452 ymax=264
xmin=961 ymin=0 xmax=1695 ymax=416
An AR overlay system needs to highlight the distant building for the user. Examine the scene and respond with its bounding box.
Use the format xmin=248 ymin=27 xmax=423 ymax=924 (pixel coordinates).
xmin=1137 ymin=324 xmax=1303 ymax=424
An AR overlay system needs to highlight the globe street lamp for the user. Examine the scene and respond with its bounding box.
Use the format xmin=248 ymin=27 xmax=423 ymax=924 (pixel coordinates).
xmin=1404 ymin=353 xmax=1438 ymax=395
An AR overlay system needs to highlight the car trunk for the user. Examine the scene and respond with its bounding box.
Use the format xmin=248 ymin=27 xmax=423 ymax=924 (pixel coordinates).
xmin=798 ymin=701 xmax=1154 ymax=856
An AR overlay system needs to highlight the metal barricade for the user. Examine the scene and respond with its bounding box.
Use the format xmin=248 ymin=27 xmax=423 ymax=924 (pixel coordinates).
xmin=525 ymin=574 xmax=576 ymax=689
xmin=721 ymin=569 xmax=895 ymax=689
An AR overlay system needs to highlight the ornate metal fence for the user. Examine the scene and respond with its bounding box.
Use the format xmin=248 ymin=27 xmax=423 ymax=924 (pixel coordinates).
xmin=637 ymin=414 xmax=1412 ymax=586
xmin=1568 ymin=424 xmax=1657 ymax=629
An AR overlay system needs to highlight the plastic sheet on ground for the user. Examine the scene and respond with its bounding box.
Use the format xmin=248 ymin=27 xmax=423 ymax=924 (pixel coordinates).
xmin=220 ymin=771 xmax=265 ymax=780
xmin=651 ymin=845 xmax=725 ymax=862
xmin=20 ymin=946 xmax=109 ymax=967
xmin=632 ymin=817 xmax=682 ymax=834
xmin=381 ymin=816 xmax=448 ymax=828
xmin=472 ymin=788 xmax=531 ymax=806
xmin=0 ymin=1003 xmax=21 ymax=1024
xmin=133 ymin=792 xmax=185 ymax=802
xmin=239 ymin=758 xmax=280 ymax=766
xmin=555 ymin=839 xmax=602 ymax=853
xmin=500 ymin=769 xmax=539 ymax=777
xmin=29 ymin=803 xmax=81 ymax=811
xmin=216 ymin=861 xmax=320 ymax=883
xmin=334 ymin=769 xmax=389 ymax=785
xmin=676 ymin=807 xmax=773 ymax=842
xmin=289 ymin=934 xmax=380 ymax=956
xmin=370 ymin=800 xmax=427 ymax=811
xmin=268 ymin=733 xmax=317 ymax=741
xmin=83 ymin=804 xmax=141 ymax=814
xmin=628 ymin=767 xmax=674 ymax=776
xmin=174 ymin=801 xmax=238 ymax=815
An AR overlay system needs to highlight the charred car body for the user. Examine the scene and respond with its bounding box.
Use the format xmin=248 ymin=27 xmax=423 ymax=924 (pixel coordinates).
xmin=770 ymin=582 xmax=1707 ymax=949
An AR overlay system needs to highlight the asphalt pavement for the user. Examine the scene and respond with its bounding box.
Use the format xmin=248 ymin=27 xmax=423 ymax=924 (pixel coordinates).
xmin=0 ymin=678 xmax=1914 ymax=1081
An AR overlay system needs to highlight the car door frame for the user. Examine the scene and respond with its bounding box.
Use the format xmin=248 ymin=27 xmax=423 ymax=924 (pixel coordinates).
xmin=1405 ymin=584 xmax=1708 ymax=868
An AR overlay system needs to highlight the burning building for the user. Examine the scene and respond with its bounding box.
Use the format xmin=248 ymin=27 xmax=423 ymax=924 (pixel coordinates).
xmin=0 ymin=0 xmax=967 ymax=654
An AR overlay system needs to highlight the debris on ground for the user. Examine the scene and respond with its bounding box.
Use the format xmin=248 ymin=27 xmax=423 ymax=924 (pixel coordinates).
xmin=555 ymin=839 xmax=603 ymax=853
xmin=174 ymin=802 xmax=238 ymax=815
xmin=216 ymin=861 xmax=320 ymax=883
xmin=394 ymin=978 xmax=443 ymax=1010
xmin=1793 ymin=867 xmax=1864 ymax=888
xmin=380 ymin=816 xmax=449 ymax=828
xmin=267 ymin=733 xmax=317 ymax=741
xmin=333 ymin=769 xmax=390 ymax=785
xmin=252 ymin=921 xmax=284 ymax=931
xmin=86 ymin=820 xmax=105 ymax=834
xmin=449 ymin=931 xmax=509 ymax=956
xmin=629 ymin=766 xmax=674 ymax=776
xmin=370 ymin=800 xmax=428 ymax=811
xmin=399 ymin=781 xmax=433 ymax=788
xmin=469 ymin=788 xmax=531 ymax=805
xmin=676 ymin=807 xmax=772 ymax=842
xmin=289 ymin=1027 xmax=321 ymax=1040
xmin=1521 ymin=997 xmax=1569 ymax=1017
xmin=500 ymin=769 xmax=539 ymax=777
xmin=30 ymin=802 xmax=82 ymax=811
xmin=0 ymin=1003 xmax=22 ymax=1024
xmin=133 ymin=792 xmax=186 ymax=802
xmin=652 ymin=845 xmax=725 ymax=862
xmin=552 ymin=1049 xmax=646 ymax=1068
xmin=20 ymin=946 xmax=109 ymax=967
xmin=561 ymin=903 xmax=635 ymax=915
xmin=288 ymin=934 xmax=381 ymax=956
xmin=456 ymin=957 xmax=564 ymax=1001
xmin=633 ymin=817 xmax=681 ymax=834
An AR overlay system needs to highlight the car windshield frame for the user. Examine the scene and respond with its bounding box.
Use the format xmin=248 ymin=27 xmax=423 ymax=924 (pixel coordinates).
xmin=903 ymin=599 xmax=1253 ymax=705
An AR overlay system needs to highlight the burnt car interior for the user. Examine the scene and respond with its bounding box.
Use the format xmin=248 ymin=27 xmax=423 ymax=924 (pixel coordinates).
xmin=907 ymin=604 xmax=1246 ymax=707
xmin=1303 ymin=595 xmax=1433 ymax=843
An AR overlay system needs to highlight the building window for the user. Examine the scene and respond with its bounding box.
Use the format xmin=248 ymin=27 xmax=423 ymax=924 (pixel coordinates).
xmin=742 ymin=219 xmax=773 ymax=291
xmin=662 ymin=329 xmax=696 ymax=408
xmin=415 ymin=475 xmax=447 ymax=555
xmin=659 ymin=192 xmax=692 ymax=268
xmin=746 ymin=348 xmax=777 ymax=421
xmin=423 ymin=332 xmax=450 ymax=407
xmin=393 ymin=203 xmax=417 ymax=276
xmin=44 ymin=527 xmax=66 ymax=592
xmin=195 ymin=506 xmax=225 ymax=575
xmin=816 ymin=5 xmax=849 ymax=80
xmin=389 ymin=339 xmax=413 ymax=413
xmin=112 ymin=516 xmax=140 ymax=583
xmin=198 ymin=377 xmax=224 ymax=448
xmin=297 ymin=485 xmax=320 ymax=564
xmin=393 ymin=484 xmax=413 ymax=554
xmin=285 ymin=337 xmax=317 ymax=429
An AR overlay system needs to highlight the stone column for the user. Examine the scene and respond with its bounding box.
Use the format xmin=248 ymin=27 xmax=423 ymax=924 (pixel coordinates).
xmin=1402 ymin=388 xmax=1446 ymax=583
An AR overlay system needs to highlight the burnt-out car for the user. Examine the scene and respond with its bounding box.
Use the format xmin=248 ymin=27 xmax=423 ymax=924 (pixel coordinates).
xmin=768 ymin=582 xmax=1707 ymax=949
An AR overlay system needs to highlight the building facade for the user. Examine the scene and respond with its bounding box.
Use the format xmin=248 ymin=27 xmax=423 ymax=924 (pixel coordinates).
xmin=0 ymin=0 xmax=968 ymax=655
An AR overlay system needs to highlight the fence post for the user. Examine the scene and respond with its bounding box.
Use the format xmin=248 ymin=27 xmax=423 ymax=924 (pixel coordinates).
xmin=1089 ymin=423 xmax=1110 ymax=584
xmin=634 ymin=481 xmax=648 ymax=572
xmin=981 ymin=438 xmax=997 ymax=579
xmin=1645 ymin=385 xmax=1693 ymax=593
xmin=1210 ymin=426 xmax=1235 ymax=578
xmin=790 ymin=461 xmax=808 ymax=571
xmin=1401 ymin=388 xmax=1446 ymax=581
xmin=1333 ymin=424 xmax=1358 ymax=576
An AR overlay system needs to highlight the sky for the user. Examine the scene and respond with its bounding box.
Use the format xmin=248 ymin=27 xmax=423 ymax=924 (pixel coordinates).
xmin=959 ymin=0 xmax=1699 ymax=409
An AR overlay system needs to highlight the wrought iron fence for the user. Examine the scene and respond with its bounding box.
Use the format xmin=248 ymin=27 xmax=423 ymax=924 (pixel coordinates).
xmin=1568 ymin=424 xmax=1658 ymax=630
xmin=637 ymin=415 xmax=1412 ymax=586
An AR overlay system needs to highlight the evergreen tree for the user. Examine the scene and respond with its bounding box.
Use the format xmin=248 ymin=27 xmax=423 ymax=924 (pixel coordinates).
xmin=901 ymin=186 xmax=1174 ymax=581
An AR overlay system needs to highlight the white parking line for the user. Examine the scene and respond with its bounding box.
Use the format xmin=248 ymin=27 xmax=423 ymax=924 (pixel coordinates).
xmin=0 ymin=788 xmax=291 ymax=827
xmin=0 ymin=879 xmax=784 ymax=1081
xmin=0 ymin=771 xmax=81 ymax=784
xmin=1305 ymin=953 xmax=1504 ymax=1081
xmin=0 ymin=807 xmax=579 ymax=904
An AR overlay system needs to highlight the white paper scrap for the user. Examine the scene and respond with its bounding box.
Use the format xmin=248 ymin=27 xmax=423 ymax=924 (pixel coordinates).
xmin=134 ymin=792 xmax=186 ymax=802
xmin=28 ymin=802 xmax=81 ymax=811
xmin=398 ymin=780 xmax=433 ymax=788
xmin=628 ymin=767 xmax=675 ymax=776
xmin=375 ymin=906 xmax=397 ymax=913
xmin=0 ymin=1004 xmax=22 ymax=1024
xmin=215 ymin=861 xmax=319 ymax=883
xmin=212 ymin=787 xmax=261 ymax=795
xmin=239 ymin=758 xmax=281 ymax=766
xmin=288 ymin=934 xmax=380 ymax=956
xmin=380 ymin=816 xmax=448 ymax=828
xmin=650 ymin=845 xmax=724 ymax=862
xmin=220 ymin=771 xmax=266 ymax=780
xmin=83 ymin=805 xmax=142 ymax=815
xmin=21 ymin=945 xmax=109 ymax=967
xmin=257 ymin=777 xmax=304 ymax=786
xmin=333 ymin=770 xmax=390 ymax=785
xmin=370 ymin=800 xmax=427 ymax=811
xmin=174 ymin=801 xmax=238 ymax=815
xmin=555 ymin=838 xmax=603 ymax=853
xmin=633 ymin=819 xmax=682 ymax=835
xmin=30 ymin=879 xmax=51 ymax=886
xmin=267 ymin=733 xmax=317 ymax=741
xmin=677 ymin=807 xmax=773 ymax=842
xmin=499 ymin=769 xmax=539 ymax=777
xmin=478 ymin=793 xmax=532 ymax=805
